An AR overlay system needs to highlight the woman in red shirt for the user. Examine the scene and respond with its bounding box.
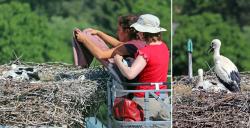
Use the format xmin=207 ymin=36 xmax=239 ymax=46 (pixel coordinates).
xmin=114 ymin=14 xmax=170 ymax=124
xmin=74 ymin=15 xmax=146 ymax=60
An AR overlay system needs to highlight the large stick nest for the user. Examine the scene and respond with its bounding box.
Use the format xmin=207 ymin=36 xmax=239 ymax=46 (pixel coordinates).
xmin=173 ymin=72 xmax=250 ymax=128
xmin=0 ymin=63 xmax=109 ymax=127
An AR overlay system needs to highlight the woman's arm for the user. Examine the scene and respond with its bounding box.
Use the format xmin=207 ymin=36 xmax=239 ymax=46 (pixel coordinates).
xmin=90 ymin=29 xmax=123 ymax=47
xmin=114 ymin=54 xmax=146 ymax=80
xmin=75 ymin=29 xmax=130 ymax=59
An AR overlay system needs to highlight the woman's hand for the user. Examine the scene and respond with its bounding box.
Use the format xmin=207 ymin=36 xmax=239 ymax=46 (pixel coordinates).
xmin=114 ymin=54 xmax=123 ymax=63
xmin=88 ymin=28 xmax=100 ymax=35
xmin=74 ymin=29 xmax=86 ymax=42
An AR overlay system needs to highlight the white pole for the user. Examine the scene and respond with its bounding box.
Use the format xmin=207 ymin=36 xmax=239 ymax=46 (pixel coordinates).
xmin=187 ymin=39 xmax=193 ymax=81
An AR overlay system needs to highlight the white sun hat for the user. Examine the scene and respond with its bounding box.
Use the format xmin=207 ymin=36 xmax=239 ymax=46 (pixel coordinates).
xmin=130 ymin=14 xmax=167 ymax=33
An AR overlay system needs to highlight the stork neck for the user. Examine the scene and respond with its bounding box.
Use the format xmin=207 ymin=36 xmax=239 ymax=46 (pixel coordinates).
xmin=213 ymin=47 xmax=220 ymax=57
xmin=198 ymin=75 xmax=203 ymax=82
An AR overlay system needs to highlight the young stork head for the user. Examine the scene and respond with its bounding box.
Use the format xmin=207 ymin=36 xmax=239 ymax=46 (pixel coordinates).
xmin=208 ymin=39 xmax=221 ymax=55
xmin=198 ymin=68 xmax=204 ymax=82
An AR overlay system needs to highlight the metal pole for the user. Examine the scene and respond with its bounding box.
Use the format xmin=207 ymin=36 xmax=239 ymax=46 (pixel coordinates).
xmin=187 ymin=39 xmax=193 ymax=81
xmin=144 ymin=91 xmax=150 ymax=128
xmin=107 ymin=80 xmax=112 ymax=128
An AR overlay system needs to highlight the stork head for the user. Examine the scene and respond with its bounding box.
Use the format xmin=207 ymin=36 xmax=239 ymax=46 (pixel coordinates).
xmin=198 ymin=69 xmax=203 ymax=77
xmin=208 ymin=39 xmax=221 ymax=54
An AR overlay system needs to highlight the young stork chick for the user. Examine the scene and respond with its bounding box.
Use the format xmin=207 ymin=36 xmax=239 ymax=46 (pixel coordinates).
xmin=194 ymin=69 xmax=228 ymax=93
xmin=196 ymin=69 xmax=213 ymax=90
xmin=208 ymin=39 xmax=241 ymax=92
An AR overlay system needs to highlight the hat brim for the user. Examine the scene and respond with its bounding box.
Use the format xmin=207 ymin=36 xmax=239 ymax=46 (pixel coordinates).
xmin=130 ymin=23 xmax=167 ymax=33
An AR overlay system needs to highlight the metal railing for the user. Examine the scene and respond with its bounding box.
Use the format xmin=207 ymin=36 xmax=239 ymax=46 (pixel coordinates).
xmin=106 ymin=79 xmax=171 ymax=128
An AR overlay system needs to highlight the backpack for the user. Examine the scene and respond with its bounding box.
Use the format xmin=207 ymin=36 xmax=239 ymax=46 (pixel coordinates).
xmin=113 ymin=97 xmax=144 ymax=121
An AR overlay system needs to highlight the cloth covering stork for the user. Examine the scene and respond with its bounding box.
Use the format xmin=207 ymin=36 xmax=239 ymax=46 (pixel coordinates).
xmin=208 ymin=39 xmax=241 ymax=92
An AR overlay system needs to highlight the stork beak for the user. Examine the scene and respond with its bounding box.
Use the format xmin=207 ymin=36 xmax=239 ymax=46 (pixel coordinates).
xmin=207 ymin=45 xmax=214 ymax=54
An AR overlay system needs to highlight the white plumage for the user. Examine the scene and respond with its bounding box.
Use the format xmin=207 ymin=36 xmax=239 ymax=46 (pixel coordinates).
xmin=208 ymin=39 xmax=241 ymax=92
xmin=196 ymin=69 xmax=213 ymax=90
xmin=194 ymin=68 xmax=228 ymax=93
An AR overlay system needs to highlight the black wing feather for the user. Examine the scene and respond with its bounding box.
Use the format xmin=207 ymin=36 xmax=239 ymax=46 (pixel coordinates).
xmin=230 ymin=71 xmax=241 ymax=85
xmin=216 ymin=73 xmax=240 ymax=92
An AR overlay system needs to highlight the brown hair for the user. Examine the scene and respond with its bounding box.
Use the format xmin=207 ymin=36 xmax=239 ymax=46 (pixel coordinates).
xmin=118 ymin=15 xmax=139 ymax=40
xmin=143 ymin=32 xmax=162 ymax=43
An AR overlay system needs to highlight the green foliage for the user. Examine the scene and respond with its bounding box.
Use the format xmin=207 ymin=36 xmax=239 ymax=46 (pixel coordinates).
xmin=0 ymin=1 xmax=90 ymax=64
xmin=96 ymin=103 xmax=108 ymax=126
xmin=0 ymin=0 xmax=171 ymax=65
xmin=131 ymin=0 xmax=171 ymax=44
xmin=173 ymin=12 xmax=250 ymax=75
xmin=174 ymin=0 xmax=250 ymax=27
xmin=173 ymin=1 xmax=250 ymax=75
xmin=0 ymin=2 xmax=51 ymax=63
xmin=46 ymin=16 xmax=89 ymax=63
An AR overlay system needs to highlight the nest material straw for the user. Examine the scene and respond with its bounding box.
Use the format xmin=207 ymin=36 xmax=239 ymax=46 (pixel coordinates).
xmin=173 ymin=72 xmax=250 ymax=128
xmin=0 ymin=63 xmax=109 ymax=127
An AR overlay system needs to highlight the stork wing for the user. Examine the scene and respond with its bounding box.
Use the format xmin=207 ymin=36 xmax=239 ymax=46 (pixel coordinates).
xmin=215 ymin=56 xmax=240 ymax=84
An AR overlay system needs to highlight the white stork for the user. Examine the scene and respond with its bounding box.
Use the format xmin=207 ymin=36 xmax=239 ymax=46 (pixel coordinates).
xmin=208 ymin=39 xmax=241 ymax=92
xmin=194 ymin=68 xmax=228 ymax=93
xmin=196 ymin=68 xmax=213 ymax=90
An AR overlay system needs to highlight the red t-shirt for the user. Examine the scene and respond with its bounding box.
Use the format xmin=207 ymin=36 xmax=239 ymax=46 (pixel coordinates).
xmin=134 ymin=42 xmax=169 ymax=97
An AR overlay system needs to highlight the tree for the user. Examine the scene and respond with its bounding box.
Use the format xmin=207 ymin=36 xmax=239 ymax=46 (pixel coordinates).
xmin=0 ymin=2 xmax=88 ymax=64
xmin=174 ymin=0 xmax=250 ymax=29
xmin=173 ymin=13 xmax=250 ymax=75
xmin=0 ymin=2 xmax=49 ymax=63
xmin=0 ymin=0 xmax=171 ymax=64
